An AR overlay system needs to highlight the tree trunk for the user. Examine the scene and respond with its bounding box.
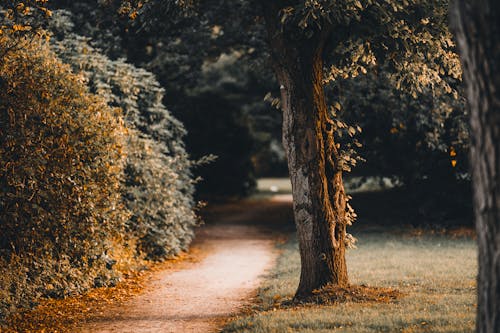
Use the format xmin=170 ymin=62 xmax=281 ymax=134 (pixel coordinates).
xmin=451 ymin=2 xmax=500 ymax=332
xmin=262 ymin=5 xmax=349 ymax=299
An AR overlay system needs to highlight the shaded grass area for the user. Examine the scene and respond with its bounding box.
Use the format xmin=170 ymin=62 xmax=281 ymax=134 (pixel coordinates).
xmin=223 ymin=232 xmax=476 ymax=333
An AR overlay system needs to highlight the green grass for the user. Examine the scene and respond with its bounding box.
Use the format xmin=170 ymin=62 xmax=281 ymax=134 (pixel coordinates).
xmin=256 ymin=177 xmax=399 ymax=196
xmin=223 ymin=231 xmax=477 ymax=333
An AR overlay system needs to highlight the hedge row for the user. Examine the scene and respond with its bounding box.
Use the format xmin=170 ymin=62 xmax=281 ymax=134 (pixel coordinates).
xmin=0 ymin=32 xmax=198 ymax=320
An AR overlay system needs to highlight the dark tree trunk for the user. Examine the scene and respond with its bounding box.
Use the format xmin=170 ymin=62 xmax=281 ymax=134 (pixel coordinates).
xmin=262 ymin=4 xmax=349 ymax=298
xmin=452 ymin=2 xmax=500 ymax=332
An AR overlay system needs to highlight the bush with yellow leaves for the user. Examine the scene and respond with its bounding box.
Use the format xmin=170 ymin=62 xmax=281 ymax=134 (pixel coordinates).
xmin=0 ymin=33 xmax=130 ymax=319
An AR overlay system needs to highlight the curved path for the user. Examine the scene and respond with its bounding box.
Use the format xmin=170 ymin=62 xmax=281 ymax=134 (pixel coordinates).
xmin=79 ymin=223 xmax=278 ymax=333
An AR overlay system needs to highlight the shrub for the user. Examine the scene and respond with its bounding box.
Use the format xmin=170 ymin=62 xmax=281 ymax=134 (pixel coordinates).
xmin=125 ymin=134 xmax=197 ymax=258
xmin=0 ymin=33 xmax=129 ymax=319
xmin=51 ymin=22 xmax=199 ymax=259
xmin=0 ymin=8 xmax=200 ymax=322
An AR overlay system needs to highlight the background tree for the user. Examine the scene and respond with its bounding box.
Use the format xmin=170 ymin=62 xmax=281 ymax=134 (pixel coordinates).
xmin=47 ymin=0 xmax=274 ymax=198
xmin=334 ymin=66 xmax=470 ymax=224
xmin=452 ymin=1 xmax=500 ymax=332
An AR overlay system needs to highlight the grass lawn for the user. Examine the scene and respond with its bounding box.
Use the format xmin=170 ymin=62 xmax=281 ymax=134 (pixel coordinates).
xmin=223 ymin=231 xmax=477 ymax=333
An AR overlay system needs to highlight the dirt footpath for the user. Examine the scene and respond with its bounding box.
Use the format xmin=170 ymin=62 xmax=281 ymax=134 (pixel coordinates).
xmin=79 ymin=224 xmax=277 ymax=333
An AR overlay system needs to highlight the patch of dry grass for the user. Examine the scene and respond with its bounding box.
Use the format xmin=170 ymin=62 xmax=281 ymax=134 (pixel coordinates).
xmin=223 ymin=231 xmax=477 ymax=333
xmin=301 ymin=284 xmax=403 ymax=305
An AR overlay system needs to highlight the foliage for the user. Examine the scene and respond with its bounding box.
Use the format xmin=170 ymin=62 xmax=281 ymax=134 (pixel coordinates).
xmin=336 ymin=69 xmax=468 ymax=184
xmin=0 ymin=0 xmax=51 ymax=34
xmin=124 ymin=134 xmax=197 ymax=258
xmin=180 ymin=93 xmax=257 ymax=198
xmin=49 ymin=0 xmax=469 ymax=198
xmin=270 ymin=0 xmax=462 ymax=132
xmin=0 ymin=0 xmax=52 ymax=58
xmin=317 ymin=1 xmax=470 ymax=216
xmin=138 ymin=0 xmax=468 ymax=193
xmin=133 ymin=2 xmax=281 ymax=194
xmin=50 ymin=17 xmax=199 ymax=259
xmin=47 ymin=0 xmax=275 ymax=197
xmin=44 ymin=0 xmax=470 ymax=199
xmin=177 ymin=51 xmax=280 ymax=197
xmin=0 ymin=32 xmax=129 ymax=319
xmin=265 ymin=0 xmax=469 ymax=203
xmin=0 ymin=10 xmax=201 ymax=319
xmin=139 ymin=0 xmax=281 ymax=183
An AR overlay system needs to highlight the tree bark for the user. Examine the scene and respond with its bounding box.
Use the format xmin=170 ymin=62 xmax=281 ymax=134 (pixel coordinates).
xmin=451 ymin=2 xmax=500 ymax=332
xmin=262 ymin=4 xmax=349 ymax=298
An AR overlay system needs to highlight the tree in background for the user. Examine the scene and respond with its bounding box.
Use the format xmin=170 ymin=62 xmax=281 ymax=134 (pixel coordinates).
xmin=334 ymin=66 xmax=470 ymax=223
xmin=452 ymin=1 xmax=500 ymax=331
xmin=336 ymin=69 xmax=467 ymax=182
xmin=47 ymin=0 xmax=271 ymax=198
xmin=131 ymin=1 xmax=276 ymax=197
